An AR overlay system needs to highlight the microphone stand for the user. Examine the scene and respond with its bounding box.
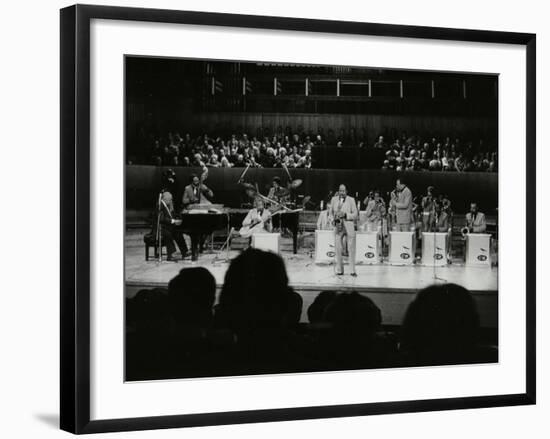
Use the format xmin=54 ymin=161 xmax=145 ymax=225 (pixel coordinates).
xmin=236 ymin=164 xmax=250 ymax=184
xmin=379 ymin=206 xmax=385 ymax=263
xmin=213 ymin=224 xmax=234 ymax=264
xmin=282 ymin=163 xmax=293 ymax=181
xmin=156 ymin=192 xmax=162 ymax=263
xmin=431 ymin=201 xmax=446 ymax=282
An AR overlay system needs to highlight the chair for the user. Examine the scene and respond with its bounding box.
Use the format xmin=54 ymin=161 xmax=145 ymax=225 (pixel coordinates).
xmin=143 ymin=232 xmax=167 ymax=261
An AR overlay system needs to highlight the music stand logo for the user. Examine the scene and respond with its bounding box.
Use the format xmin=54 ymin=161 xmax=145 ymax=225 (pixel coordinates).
xmin=477 ymin=247 xmax=488 ymax=261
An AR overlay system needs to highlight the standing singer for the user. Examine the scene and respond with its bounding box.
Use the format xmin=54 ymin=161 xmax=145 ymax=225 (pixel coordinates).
xmin=330 ymin=184 xmax=358 ymax=276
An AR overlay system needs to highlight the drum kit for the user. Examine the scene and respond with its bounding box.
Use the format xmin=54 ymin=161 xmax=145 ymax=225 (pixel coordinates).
xmin=240 ymin=180 xmax=306 ymax=210
xmin=238 ymin=161 xmax=309 ymax=211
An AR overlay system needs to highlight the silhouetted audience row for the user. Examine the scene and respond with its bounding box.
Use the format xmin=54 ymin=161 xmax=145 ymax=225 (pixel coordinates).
xmin=127 ymin=129 xmax=496 ymax=172
xmin=126 ymin=249 xmax=497 ymax=381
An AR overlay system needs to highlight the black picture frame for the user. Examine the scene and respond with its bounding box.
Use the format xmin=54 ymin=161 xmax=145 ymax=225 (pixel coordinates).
xmin=60 ymin=4 xmax=536 ymax=434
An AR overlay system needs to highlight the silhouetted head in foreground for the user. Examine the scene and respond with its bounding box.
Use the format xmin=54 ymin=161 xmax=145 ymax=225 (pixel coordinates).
xmin=401 ymin=283 xmax=480 ymax=364
xmin=325 ymin=292 xmax=382 ymax=337
xmin=216 ymin=248 xmax=298 ymax=332
xmin=168 ymin=267 xmax=216 ymax=329
xmin=129 ymin=288 xmax=171 ymax=335
xmin=317 ymin=292 xmax=384 ymax=367
xmin=307 ymin=290 xmax=338 ymax=324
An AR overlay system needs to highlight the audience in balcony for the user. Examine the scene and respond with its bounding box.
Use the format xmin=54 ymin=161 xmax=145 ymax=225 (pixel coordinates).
xmin=128 ymin=128 xmax=496 ymax=173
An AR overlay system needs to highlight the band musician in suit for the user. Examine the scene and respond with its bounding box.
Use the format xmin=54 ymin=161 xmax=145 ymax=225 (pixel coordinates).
xmin=267 ymin=176 xmax=290 ymax=206
xmin=241 ymin=197 xmax=273 ymax=235
xmin=181 ymin=168 xmax=215 ymax=260
xmin=464 ymin=202 xmax=487 ymax=233
xmin=330 ymin=184 xmax=358 ymax=276
xmin=421 ymin=186 xmax=436 ymax=232
xmin=364 ymin=190 xmax=386 ymax=233
xmin=182 ymin=170 xmax=214 ymax=208
xmin=436 ymin=200 xmax=453 ymax=233
xmin=390 ymin=177 xmax=414 ymax=232
xmin=316 ymin=199 xmax=334 ymax=231
xmin=156 ymin=191 xmax=188 ymax=261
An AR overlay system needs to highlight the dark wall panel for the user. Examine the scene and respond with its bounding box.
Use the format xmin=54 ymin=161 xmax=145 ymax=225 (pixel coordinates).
xmin=184 ymin=112 xmax=496 ymax=140
xmin=127 ymin=111 xmax=496 ymax=142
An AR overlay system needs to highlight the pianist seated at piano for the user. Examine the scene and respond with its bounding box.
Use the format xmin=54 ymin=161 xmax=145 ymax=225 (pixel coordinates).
xmin=240 ymin=197 xmax=273 ymax=237
xmin=156 ymin=191 xmax=188 ymax=261
xmin=182 ymin=171 xmax=214 ymax=209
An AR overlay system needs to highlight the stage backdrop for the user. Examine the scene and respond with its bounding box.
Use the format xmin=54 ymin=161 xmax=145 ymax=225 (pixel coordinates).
xmin=126 ymin=165 xmax=498 ymax=216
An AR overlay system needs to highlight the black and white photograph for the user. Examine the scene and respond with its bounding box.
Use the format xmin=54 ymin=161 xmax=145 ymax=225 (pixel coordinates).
xmin=124 ymin=57 xmax=499 ymax=381
xmin=0 ymin=0 xmax=545 ymax=436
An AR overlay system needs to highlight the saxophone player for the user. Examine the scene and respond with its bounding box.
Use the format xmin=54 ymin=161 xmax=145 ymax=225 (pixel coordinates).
xmin=464 ymin=202 xmax=487 ymax=234
xmin=329 ymin=184 xmax=359 ymax=276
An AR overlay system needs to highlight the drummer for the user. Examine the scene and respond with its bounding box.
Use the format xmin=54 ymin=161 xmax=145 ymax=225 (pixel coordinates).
xmin=267 ymin=177 xmax=290 ymax=206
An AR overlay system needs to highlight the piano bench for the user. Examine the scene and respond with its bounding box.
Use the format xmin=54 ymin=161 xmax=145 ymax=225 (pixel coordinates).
xmin=143 ymin=233 xmax=167 ymax=261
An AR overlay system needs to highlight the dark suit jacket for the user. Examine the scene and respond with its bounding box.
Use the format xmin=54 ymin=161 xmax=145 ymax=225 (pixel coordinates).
xmin=465 ymin=212 xmax=487 ymax=233
xmin=153 ymin=202 xmax=178 ymax=238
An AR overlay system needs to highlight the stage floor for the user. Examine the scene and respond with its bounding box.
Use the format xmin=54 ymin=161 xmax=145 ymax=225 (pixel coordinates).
xmin=125 ymin=230 xmax=498 ymax=327
xmin=126 ymin=231 xmax=498 ymax=293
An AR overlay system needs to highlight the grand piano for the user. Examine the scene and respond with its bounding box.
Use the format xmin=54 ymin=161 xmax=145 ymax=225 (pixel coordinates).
xmin=176 ymin=204 xmax=300 ymax=260
xmin=176 ymin=204 xmax=229 ymax=261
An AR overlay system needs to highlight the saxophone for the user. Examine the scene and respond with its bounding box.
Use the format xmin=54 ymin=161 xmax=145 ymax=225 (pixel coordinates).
xmin=333 ymin=198 xmax=345 ymax=233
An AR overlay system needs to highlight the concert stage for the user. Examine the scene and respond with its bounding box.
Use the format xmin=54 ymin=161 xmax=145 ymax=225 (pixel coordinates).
xmin=125 ymin=230 xmax=498 ymax=328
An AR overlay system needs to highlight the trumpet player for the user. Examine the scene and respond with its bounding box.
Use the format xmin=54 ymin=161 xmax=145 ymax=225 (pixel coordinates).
xmin=436 ymin=198 xmax=453 ymax=233
xmin=364 ymin=190 xmax=386 ymax=233
xmin=421 ymin=186 xmax=436 ymax=232
xmin=330 ymin=184 xmax=359 ymax=276
xmin=464 ymin=202 xmax=487 ymax=234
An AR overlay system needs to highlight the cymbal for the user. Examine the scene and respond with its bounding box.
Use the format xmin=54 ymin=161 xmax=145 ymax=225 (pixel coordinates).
xmin=289 ymin=179 xmax=303 ymax=189
xmin=301 ymin=195 xmax=312 ymax=206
